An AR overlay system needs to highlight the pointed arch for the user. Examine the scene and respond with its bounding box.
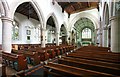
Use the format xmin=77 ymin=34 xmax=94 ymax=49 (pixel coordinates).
xmin=0 ymin=0 xmax=9 ymax=16
xmin=70 ymin=12 xmax=99 ymax=32
xmin=46 ymin=12 xmax=59 ymax=33
xmin=103 ymin=2 xmax=110 ymax=26
xmin=11 ymin=0 xmax=45 ymax=28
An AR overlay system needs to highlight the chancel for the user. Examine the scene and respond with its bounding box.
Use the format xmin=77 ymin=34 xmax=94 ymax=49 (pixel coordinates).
xmin=0 ymin=0 xmax=120 ymax=77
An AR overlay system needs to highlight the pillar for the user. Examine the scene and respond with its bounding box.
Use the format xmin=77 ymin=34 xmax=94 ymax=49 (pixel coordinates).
xmin=110 ymin=16 xmax=120 ymax=52
xmin=92 ymin=31 xmax=95 ymax=45
xmin=1 ymin=16 xmax=13 ymax=53
xmin=102 ymin=27 xmax=108 ymax=47
xmin=97 ymin=28 xmax=102 ymax=46
xmin=56 ymin=32 xmax=59 ymax=46
xmin=41 ymin=28 xmax=46 ymax=47
xmin=94 ymin=29 xmax=97 ymax=45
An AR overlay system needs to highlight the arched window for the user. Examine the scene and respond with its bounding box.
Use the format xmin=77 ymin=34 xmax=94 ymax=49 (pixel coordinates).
xmin=12 ymin=20 xmax=19 ymax=40
xmin=82 ymin=28 xmax=91 ymax=39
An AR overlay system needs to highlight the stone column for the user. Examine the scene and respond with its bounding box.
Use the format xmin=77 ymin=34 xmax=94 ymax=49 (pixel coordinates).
xmin=1 ymin=16 xmax=13 ymax=53
xmin=41 ymin=28 xmax=46 ymax=47
xmin=56 ymin=32 xmax=59 ymax=46
xmin=102 ymin=27 xmax=108 ymax=47
xmin=97 ymin=28 xmax=102 ymax=46
xmin=94 ymin=29 xmax=97 ymax=45
xmin=110 ymin=16 xmax=120 ymax=52
xmin=92 ymin=31 xmax=95 ymax=45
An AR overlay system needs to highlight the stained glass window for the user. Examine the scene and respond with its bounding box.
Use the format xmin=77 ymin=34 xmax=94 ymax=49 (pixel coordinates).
xmin=82 ymin=28 xmax=91 ymax=39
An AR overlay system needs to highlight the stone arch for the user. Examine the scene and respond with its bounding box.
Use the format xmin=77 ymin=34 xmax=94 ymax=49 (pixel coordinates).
xmin=74 ymin=17 xmax=95 ymax=32
xmin=11 ymin=0 xmax=45 ymax=28
xmin=70 ymin=12 xmax=99 ymax=32
xmin=0 ymin=0 xmax=9 ymax=17
xmin=60 ymin=23 xmax=67 ymax=35
xmin=73 ymin=17 xmax=95 ymax=46
xmin=60 ymin=24 xmax=67 ymax=33
xmin=0 ymin=1 xmax=5 ymax=16
xmin=103 ymin=2 xmax=110 ymax=26
xmin=60 ymin=24 xmax=67 ymax=44
xmin=46 ymin=12 xmax=59 ymax=33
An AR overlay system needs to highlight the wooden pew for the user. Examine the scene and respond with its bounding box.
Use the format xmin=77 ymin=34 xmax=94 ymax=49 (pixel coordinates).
xmin=58 ymin=58 xmax=120 ymax=76
xmin=54 ymin=48 xmax=60 ymax=56
xmin=79 ymin=46 xmax=110 ymax=52
xmin=73 ymin=51 xmax=120 ymax=61
xmin=46 ymin=49 xmax=56 ymax=59
xmin=62 ymin=56 xmax=120 ymax=69
xmin=13 ymin=50 xmax=40 ymax=65
xmin=67 ymin=53 xmax=120 ymax=63
xmin=36 ymin=49 xmax=49 ymax=61
xmin=75 ymin=48 xmax=120 ymax=56
xmin=23 ymin=51 xmax=40 ymax=65
xmin=44 ymin=62 xmax=115 ymax=77
xmin=2 ymin=52 xmax=28 ymax=71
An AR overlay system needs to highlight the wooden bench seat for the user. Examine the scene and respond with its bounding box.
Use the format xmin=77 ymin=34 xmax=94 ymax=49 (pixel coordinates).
xmin=36 ymin=49 xmax=49 ymax=61
xmin=73 ymin=51 xmax=120 ymax=60
xmin=2 ymin=52 xmax=28 ymax=71
xmin=58 ymin=58 xmax=120 ymax=76
xmin=62 ymin=56 xmax=120 ymax=69
xmin=44 ymin=62 xmax=115 ymax=77
xmin=46 ymin=49 xmax=56 ymax=59
xmin=13 ymin=50 xmax=40 ymax=65
xmin=75 ymin=50 xmax=120 ymax=57
xmin=67 ymin=53 xmax=120 ymax=63
xmin=22 ymin=51 xmax=40 ymax=65
xmin=79 ymin=46 xmax=110 ymax=51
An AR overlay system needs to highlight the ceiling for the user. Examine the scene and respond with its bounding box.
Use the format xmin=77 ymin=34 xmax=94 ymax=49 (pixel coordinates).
xmin=57 ymin=2 xmax=98 ymax=14
xmin=15 ymin=2 xmax=98 ymax=21
xmin=74 ymin=18 xmax=95 ymax=33
xmin=16 ymin=2 xmax=39 ymax=21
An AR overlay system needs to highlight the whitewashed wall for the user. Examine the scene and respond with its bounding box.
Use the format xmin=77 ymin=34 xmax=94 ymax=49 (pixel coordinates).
xmin=12 ymin=13 xmax=41 ymax=44
xmin=1 ymin=0 xmax=100 ymax=45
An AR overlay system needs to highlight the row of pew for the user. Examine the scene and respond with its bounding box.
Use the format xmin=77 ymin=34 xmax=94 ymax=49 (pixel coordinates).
xmin=44 ymin=46 xmax=120 ymax=77
xmin=2 ymin=44 xmax=76 ymax=73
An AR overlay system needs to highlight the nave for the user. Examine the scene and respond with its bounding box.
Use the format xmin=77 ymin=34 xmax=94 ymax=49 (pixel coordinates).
xmin=1 ymin=45 xmax=120 ymax=77
xmin=0 ymin=0 xmax=120 ymax=77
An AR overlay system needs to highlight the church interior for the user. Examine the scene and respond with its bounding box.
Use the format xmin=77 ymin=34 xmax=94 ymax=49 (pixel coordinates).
xmin=0 ymin=0 xmax=120 ymax=76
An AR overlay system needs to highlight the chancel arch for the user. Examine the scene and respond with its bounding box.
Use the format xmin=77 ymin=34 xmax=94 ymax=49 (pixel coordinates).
xmin=70 ymin=12 xmax=99 ymax=32
xmin=74 ymin=18 xmax=95 ymax=47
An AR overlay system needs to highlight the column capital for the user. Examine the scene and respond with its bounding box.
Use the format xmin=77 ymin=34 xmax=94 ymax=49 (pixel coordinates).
xmin=103 ymin=26 xmax=108 ymax=30
xmin=96 ymin=28 xmax=101 ymax=31
xmin=110 ymin=16 xmax=120 ymax=21
xmin=0 ymin=16 xmax=13 ymax=22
